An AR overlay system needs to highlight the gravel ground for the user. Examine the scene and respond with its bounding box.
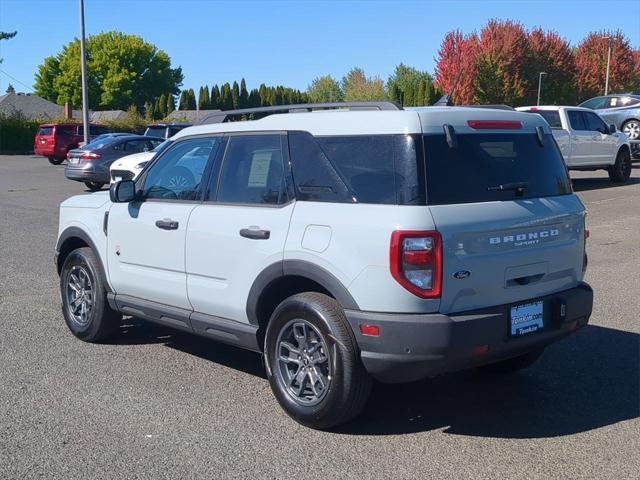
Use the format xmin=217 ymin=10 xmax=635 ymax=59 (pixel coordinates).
xmin=0 ymin=155 xmax=638 ymax=479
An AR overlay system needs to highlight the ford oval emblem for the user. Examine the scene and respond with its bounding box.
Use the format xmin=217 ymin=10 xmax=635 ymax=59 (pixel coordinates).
xmin=453 ymin=270 xmax=471 ymax=280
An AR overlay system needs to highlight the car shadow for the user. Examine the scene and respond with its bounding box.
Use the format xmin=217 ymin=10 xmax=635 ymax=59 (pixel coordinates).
xmin=571 ymin=171 xmax=640 ymax=192
xmin=338 ymin=324 xmax=639 ymax=438
xmin=109 ymin=321 xmax=638 ymax=439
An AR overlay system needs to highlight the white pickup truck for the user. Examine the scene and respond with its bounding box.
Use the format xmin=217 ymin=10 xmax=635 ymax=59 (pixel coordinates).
xmin=516 ymin=106 xmax=632 ymax=183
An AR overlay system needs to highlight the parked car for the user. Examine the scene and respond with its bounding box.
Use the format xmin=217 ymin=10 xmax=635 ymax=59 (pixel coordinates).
xmin=143 ymin=122 xmax=192 ymax=139
xmin=55 ymin=102 xmax=593 ymax=429
xmin=78 ymin=132 xmax=131 ymax=148
xmin=516 ymin=106 xmax=632 ymax=182
xmin=34 ymin=123 xmax=111 ymax=165
xmin=578 ymin=94 xmax=640 ymax=140
xmin=109 ymin=140 xmax=172 ymax=183
xmin=65 ymin=135 xmax=163 ymax=191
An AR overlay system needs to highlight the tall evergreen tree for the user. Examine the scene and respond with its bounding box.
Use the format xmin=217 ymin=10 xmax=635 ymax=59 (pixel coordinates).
xmin=239 ymin=78 xmax=249 ymax=109
xmin=187 ymin=88 xmax=197 ymax=110
xmin=231 ymin=81 xmax=240 ymax=109
xmin=210 ymin=84 xmax=220 ymax=109
xmin=220 ymin=83 xmax=233 ymax=110
xmin=178 ymin=90 xmax=189 ymax=110
xmin=157 ymin=93 xmax=167 ymax=119
xmin=166 ymin=93 xmax=175 ymax=114
xmin=198 ymin=85 xmax=210 ymax=109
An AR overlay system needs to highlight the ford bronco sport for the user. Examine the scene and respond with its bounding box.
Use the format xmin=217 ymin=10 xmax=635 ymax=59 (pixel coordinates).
xmin=55 ymin=102 xmax=593 ymax=429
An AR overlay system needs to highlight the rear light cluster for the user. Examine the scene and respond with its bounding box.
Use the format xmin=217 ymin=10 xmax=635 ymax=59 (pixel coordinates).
xmin=81 ymin=152 xmax=101 ymax=161
xmin=390 ymin=231 xmax=442 ymax=299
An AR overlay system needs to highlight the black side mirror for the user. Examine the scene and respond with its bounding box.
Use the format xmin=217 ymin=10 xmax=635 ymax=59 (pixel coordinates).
xmin=110 ymin=180 xmax=136 ymax=203
xmin=608 ymin=124 xmax=617 ymax=134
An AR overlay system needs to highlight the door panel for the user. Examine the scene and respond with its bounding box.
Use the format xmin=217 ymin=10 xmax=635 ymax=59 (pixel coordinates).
xmin=107 ymin=202 xmax=196 ymax=309
xmin=186 ymin=133 xmax=293 ymax=323
xmin=106 ymin=137 xmax=220 ymax=310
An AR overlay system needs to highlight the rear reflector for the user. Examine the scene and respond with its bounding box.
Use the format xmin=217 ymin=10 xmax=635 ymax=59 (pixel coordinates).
xmin=359 ymin=324 xmax=380 ymax=337
xmin=473 ymin=345 xmax=490 ymax=355
xmin=467 ymin=120 xmax=523 ymax=130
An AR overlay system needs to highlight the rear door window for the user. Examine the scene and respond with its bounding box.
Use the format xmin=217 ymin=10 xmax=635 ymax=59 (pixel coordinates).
xmin=214 ymin=134 xmax=286 ymax=205
xmin=423 ymin=133 xmax=571 ymax=205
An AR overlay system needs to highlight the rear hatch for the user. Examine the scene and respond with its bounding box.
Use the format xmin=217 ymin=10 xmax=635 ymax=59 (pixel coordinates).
xmin=423 ymin=125 xmax=585 ymax=314
xmin=35 ymin=125 xmax=55 ymax=153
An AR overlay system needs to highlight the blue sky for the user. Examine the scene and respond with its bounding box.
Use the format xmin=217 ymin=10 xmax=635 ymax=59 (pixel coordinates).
xmin=1 ymin=0 xmax=639 ymax=95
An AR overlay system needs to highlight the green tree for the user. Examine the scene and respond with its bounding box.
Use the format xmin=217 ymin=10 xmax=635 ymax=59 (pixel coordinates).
xmin=0 ymin=31 xmax=16 ymax=64
xmin=145 ymin=101 xmax=155 ymax=121
xmin=166 ymin=93 xmax=175 ymax=114
xmin=387 ymin=63 xmax=435 ymax=106
xmin=5 ymin=83 xmax=15 ymax=94
xmin=178 ymin=90 xmax=189 ymax=110
xmin=34 ymin=31 xmax=183 ymax=110
xmin=187 ymin=88 xmax=197 ymax=110
xmin=239 ymin=78 xmax=249 ymax=108
xmin=210 ymin=84 xmax=220 ymax=109
xmin=198 ymin=85 xmax=210 ymax=109
xmin=231 ymin=81 xmax=240 ymax=109
xmin=307 ymin=75 xmax=343 ymax=103
xmin=220 ymin=83 xmax=233 ymax=110
xmin=157 ymin=93 xmax=167 ymax=118
xmin=342 ymin=68 xmax=387 ymax=101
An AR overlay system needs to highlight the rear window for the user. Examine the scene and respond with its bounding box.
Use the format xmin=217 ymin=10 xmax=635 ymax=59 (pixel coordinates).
xmin=523 ymin=110 xmax=562 ymax=128
xmin=145 ymin=126 xmax=167 ymax=139
xmin=423 ymin=133 xmax=571 ymax=205
xmin=37 ymin=127 xmax=53 ymax=136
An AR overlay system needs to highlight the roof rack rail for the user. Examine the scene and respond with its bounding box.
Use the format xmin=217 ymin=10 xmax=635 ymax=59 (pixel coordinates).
xmin=195 ymin=101 xmax=402 ymax=125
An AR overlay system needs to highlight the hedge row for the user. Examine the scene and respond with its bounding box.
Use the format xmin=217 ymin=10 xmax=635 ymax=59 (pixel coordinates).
xmin=0 ymin=112 xmax=149 ymax=154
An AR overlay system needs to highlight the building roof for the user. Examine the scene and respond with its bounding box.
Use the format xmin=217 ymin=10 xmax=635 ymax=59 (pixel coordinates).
xmin=166 ymin=109 xmax=221 ymax=123
xmin=0 ymin=92 xmax=77 ymax=120
xmin=90 ymin=110 xmax=128 ymax=122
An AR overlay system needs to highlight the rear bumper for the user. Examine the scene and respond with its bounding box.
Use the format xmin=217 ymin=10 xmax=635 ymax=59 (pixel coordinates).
xmin=65 ymin=165 xmax=109 ymax=184
xmin=345 ymin=282 xmax=593 ymax=383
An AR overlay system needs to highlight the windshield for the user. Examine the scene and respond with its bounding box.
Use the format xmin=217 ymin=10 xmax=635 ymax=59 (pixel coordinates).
xmin=423 ymin=133 xmax=571 ymax=205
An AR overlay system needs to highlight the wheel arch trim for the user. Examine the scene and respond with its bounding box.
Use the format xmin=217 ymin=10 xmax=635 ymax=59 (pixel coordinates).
xmin=56 ymin=227 xmax=109 ymax=289
xmin=246 ymin=260 xmax=360 ymax=326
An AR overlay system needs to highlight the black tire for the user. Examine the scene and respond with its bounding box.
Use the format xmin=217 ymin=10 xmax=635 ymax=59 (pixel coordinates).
xmin=264 ymin=292 xmax=372 ymax=429
xmin=608 ymin=149 xmax=632 ymax=183
xmin=478 ymin=348 xmax=544 ymax=374
xmin=60 ymin=247 xmax=121 ymax=342
xmin=84 ymin=181 xmax=104 ymax=191
xmin=48 ymin=156 xmax=64 ymax=165
xmin=621 ymin=119 xmax=640 ymax=141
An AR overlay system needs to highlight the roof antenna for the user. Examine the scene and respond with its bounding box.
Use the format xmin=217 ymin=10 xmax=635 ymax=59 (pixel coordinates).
xmin=434 ymin=68 xmax=464 ymax=107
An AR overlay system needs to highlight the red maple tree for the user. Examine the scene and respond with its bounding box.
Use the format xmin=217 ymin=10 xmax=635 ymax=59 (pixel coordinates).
xmin=575 ymin=31 xmax=637 ymax=101
xmin=433 ymin=30 xmax=478 ymax=105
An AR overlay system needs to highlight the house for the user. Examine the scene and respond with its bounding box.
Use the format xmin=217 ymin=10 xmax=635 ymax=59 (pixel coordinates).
xmin=166 ymin=109 xmax=221 ymax=123
xmin=90 ymin=110 xmax=128 ymax=122
xmin=0 ymin=92 xmax=83 ymax=120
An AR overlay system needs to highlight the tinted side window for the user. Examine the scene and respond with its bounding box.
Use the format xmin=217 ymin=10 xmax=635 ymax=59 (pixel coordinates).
xmin=568 ymin=111 xmax=588 ymax=130
xmin=124 ymin=139 xmax=151 ymax=152
xmin=580 ymin=97 xmax=608 ymax=110
xmin=215 ymin=135 xmax=286 ymax=205
xmin=536 ymin=110 xmax=562 ymax=128
xmin=288 ymin=131 xmax=352 ymax=203
xmin=142 ymin=138 xmax=217 ymax=201
xmin=315 ymin=135 xmax=424 ymax=205
xmin=585 ymin=112 xmax=607 ymax=133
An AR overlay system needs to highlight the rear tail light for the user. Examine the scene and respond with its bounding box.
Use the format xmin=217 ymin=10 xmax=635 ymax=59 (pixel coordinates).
xmin=390 ymin=230 xmax=442 ymax=299
xmin=467 ymin=120 xmax=523 ymax=130
xmin=80 ymin=152 xmax=101 ymax=161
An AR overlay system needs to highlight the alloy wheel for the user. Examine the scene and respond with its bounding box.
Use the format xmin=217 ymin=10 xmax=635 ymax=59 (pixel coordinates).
xmin=66 ymin=265 xmax=93 ymax=327
xmin=623 ymin=121 xmax=640 ymax=140
xmin=275 ymin=319 xmax=332 ymax=406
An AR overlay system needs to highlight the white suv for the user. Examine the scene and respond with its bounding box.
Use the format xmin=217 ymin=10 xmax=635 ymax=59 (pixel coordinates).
xmin=56 ymin=102 xmax=593 ymax=429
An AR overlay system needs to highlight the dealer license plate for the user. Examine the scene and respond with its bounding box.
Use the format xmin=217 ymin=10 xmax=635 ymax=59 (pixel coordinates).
xmin=510 ymin=300 xmax=543 ymax=337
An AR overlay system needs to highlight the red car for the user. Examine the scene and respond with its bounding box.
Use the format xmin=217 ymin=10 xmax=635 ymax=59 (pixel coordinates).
xmin=34 ymin=123 xmax=110 ymax=165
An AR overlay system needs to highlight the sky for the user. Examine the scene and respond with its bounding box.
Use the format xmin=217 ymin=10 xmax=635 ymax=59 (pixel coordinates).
xmin=1 ymin=0 xmax=639 ymax=95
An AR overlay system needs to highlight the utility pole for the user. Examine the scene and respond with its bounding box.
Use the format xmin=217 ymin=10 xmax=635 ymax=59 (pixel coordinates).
xmin=604 ymin=36 xmax=612 ymax=95
xmin=79 ymin=0 xmax=90 ymax=145
xmin=537 ymin=72 xmax=547 ymax=106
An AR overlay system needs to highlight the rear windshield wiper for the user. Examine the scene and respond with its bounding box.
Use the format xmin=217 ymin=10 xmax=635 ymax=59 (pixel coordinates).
xmin=487 ymin=182 xmax=528 ymax=195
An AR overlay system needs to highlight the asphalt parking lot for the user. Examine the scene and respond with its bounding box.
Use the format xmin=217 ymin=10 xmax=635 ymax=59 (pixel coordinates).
xmin=1 ymin=155 xmax=638 ymax=479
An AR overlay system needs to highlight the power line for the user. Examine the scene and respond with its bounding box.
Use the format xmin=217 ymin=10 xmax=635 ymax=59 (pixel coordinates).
xmin=0 ymin=68 xmax=34 ymax=92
